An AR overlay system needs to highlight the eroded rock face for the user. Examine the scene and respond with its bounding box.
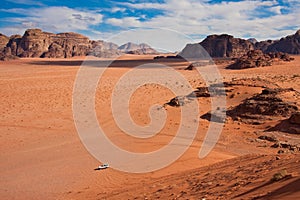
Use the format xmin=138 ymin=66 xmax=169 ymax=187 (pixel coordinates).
xmin=255 ymin=40 xmax=276 ymax=52
xmin=3 ymin=29 xmax=91 ymax=58
xmin=50 ymin=32 xmax=91 ymax=58
xmin=228 ymin=88 xmax=299 ymax=124
xmin=265 ymin=29 xmax=300 ymax=54
xmin=0 ymin=33 xmax=9 ymax=51
xmin=227 ymin=50 xmax=294 ymax=69
xmin=180 ymin=34 xmax=254 ymax=58
xmin=17 ymin=29 xmax=53 ymax=57
xmin=289 ymin=112 xmax=300 ymax=125
xmin=227 ymin=50 xmax=272 ymax=69
xmin=6 ymin=35 xmax=22 ymax=56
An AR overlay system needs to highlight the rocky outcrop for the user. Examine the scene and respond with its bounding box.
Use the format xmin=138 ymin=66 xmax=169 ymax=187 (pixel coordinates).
xmin=6 ymin=35 xmax=22 ymax=56
xmin=227 ymin=50 xmax=272 ymax=69
xmin=185 ymin=61 xmax=212 ymax=70
xmin=247 ymin=38 xmax=257 ymax=44
xmin=179 ymin=34 xmax=254 ymax=59
xmin=227 ymin=50 xmax=294 ymax=69
xmin=228 ymin=88 xmax=299 ymax=124
xmin=255 ymin=40 xmax=276 ymax=52
xmin=178 ymin=30 xmax=300 ymax=60
xmin=267 ymin=111 xmax=300 ymax=134
xmin=289 ymin=112 xmax=300 ymax=125
xmin=0 ymin=33 xmax=9 ymax=51
xmin=2 ymin=29 xmax=91 ymax=58
xmin=41 ymin=32 xmax=91 ymax=58
xmin=265 ymin=30 xmax=300 ymax=54
xmin=0 ymin=29 xmax=161 ymax=60
xmin=17 ymin=29 xmax=54 ymax=57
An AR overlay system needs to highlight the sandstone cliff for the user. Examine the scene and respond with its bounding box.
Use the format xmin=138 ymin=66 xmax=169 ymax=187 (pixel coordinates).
xmin=0 ymin=33 xmax=9 ymax=51
xmin=179 ymin=34 xmax=254 ymax=58
xmin=3 ymin=29 xmax=91 ymax=58
xmin=265 ymin=30 xmax=300 ymax=54
xmin=0 ymin=29 xmax=160 ymax=60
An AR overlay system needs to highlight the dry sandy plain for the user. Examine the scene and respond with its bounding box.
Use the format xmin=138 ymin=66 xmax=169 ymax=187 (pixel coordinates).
xmin=1 ymin=55 xmax=300 ymax=199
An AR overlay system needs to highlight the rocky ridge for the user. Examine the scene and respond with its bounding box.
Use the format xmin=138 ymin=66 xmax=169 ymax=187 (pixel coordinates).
xmin=179 ymin=29 xmax=300 ymax=59
xmin=0 ymin=29 xmax=159 ymax=60
xmin=227 ymin=50 xmax=294 ymax=69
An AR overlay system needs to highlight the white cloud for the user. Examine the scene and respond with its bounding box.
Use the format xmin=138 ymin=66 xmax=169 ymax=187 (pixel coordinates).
xmin=111 ymin=0 xmax=300 ymax=42
xmin=0 ymin=6 xmax=103 ymax=36
xmin=106 ymin=28 xmax=196 ymax=52
xmin=4 ymin=0 xmax=44 ymax=6
xmin=110 ymin=7 xmax=127 ymax=13
xmin=106 ymin=17 xmax=141 ymax=27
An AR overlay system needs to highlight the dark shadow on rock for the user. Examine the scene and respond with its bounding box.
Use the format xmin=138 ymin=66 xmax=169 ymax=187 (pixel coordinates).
xmin=235 ymin=176 xmax=295 ymax=198
xmin=267 ymin=119 xmax=300 ymax=134
xmin=252 ymin=178 xmax=300 ymax=199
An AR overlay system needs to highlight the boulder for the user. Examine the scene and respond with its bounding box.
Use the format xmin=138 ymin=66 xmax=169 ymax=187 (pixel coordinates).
xmin=289 ymin=112 xmax=300 ymax=125
xmin=165 ymin=96 xmax=190 ymax=107
xmin=184 ymin=61 xmax=213 ymax=70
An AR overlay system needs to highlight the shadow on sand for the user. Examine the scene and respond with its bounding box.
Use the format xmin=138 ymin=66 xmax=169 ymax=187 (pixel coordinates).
xmin=28 ymin=58 xmax=189 ymax=68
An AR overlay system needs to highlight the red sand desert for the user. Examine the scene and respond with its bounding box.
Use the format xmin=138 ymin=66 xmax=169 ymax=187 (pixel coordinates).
xmin=1 ymin=55 xmax=300 ymax=199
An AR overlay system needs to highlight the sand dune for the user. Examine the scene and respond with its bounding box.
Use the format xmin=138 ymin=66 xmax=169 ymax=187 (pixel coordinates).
xmin=0 ymin=55 xmax=299 ymax=199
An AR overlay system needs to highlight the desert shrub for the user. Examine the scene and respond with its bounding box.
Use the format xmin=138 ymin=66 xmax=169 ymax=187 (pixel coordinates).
xmin=271 ymin=169 xmax=288 ymax=181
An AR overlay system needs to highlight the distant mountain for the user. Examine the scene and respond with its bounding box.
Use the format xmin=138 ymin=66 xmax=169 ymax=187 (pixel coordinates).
xmin=178 ymin=29 xmax=300 ymax=59
xmin=247 ymin=38 xmax=258 ymax=44
xmin=118 ymin=42 xmax=158 ymax=54
xmin=89 ymin=40 xmax=122 ymax=58
xmin=264 ymin=30 xmax=300 ymax=54
xmin=0 ymin=29 xmax=160 ymax=60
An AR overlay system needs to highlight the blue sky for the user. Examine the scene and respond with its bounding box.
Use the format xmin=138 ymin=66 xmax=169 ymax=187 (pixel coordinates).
xmin=0 ymin=0 xmax=299 ymax=51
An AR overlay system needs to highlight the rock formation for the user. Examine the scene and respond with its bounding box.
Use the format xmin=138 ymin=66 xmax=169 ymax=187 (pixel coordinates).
xmin=179 ymin=34 xmax=254 ymax=58
xmin=247 ymin=38 xmax=258 ymax=44
xmin=0 ymin=33 xmax=9 ymax=51
xmin=89 ymin=40 xmax=121 ymax=58
xmin=228 ymin=88 xmax=299 ymax=124
xmin=1 ymin=29 xmax=92 ymax=58
xmin=265 ymin=30 xmax=300 ymax=54
xmin=178 ymin=29 xmax=300 ymax=60
xmin=289 ymin=112 xmax=300 ymax=125
xmin=227 ymin=50 xmax=294 ymax=69
xmin=255 ymin=40 xmax=276 ymax=52
xmin=267 ymin=111 xmax=300 ymax=134
xmin=118 ymin=42 xmax=158 ymax=54
xmin=227 ymin=50 xmax=272 ymax=69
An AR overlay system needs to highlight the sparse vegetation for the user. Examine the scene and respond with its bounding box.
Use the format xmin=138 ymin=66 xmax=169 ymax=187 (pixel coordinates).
xmin=271 ymin=169 xmax=289 ymax=181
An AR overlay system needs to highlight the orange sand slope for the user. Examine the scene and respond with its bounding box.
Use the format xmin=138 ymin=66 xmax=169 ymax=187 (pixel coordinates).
xmin=0 ymin=55 xmax=300 ymax=199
